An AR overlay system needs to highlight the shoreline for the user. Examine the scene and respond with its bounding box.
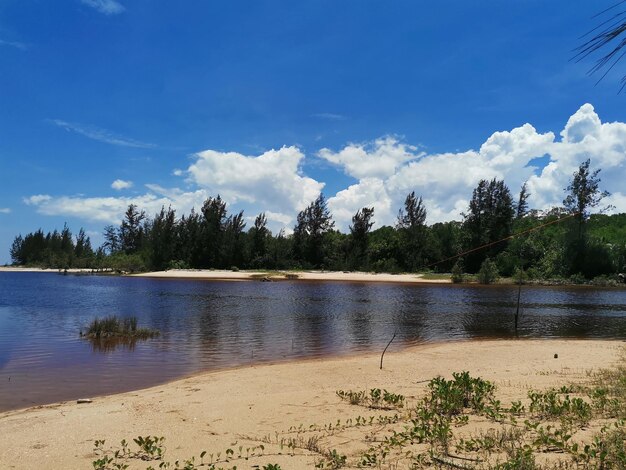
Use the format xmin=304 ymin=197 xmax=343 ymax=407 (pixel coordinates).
xmin=133 ymin=268 xmax=451 ymax=283
xmin=1 ymin=338 xmax=623 ymax=469
xmin=0 ymin=266 xmax=451 ymax=283
xmin=4 ymin=266 xmax=624 ymax=288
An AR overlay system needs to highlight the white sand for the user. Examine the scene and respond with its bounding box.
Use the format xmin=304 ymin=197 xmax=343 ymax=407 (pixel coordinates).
xmin=135 ymin=269 xmax=450 ymax=283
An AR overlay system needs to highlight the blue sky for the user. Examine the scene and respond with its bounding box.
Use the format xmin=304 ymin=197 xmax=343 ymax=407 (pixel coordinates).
xmin=1 ymin=0 xmax=626 ymax=264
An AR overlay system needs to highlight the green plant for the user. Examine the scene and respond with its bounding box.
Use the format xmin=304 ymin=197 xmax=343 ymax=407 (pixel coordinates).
xmin=335 ymin=388 xmax=404 ymax=409
xmin=316 ymin=449 xmax=346 ymax=469
xmin=477 ymin=258 xmax=499 ymax=284
xmin=83 ymin=315 xmax=159 ymax=340
xmin=133 ymin=435 xmax=165 ymax=460
xmin=451 ymin=260 xmax=465 ymax=283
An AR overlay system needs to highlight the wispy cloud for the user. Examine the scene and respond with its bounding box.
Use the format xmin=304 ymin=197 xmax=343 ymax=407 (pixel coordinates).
xmin=80 ymin=0 xmax=125 ymax=15
xmin=0 ymin=208 xmax=11 ymax=214
xmin=311 ymin=113 xmax=347 ymax=121
xmin=111 ymin=179 xmax=133 ymax=190
xmin=0 ymin=39 xmax=27 ymax=50
xmin=50 ymin=119 xmax=156 ymax=149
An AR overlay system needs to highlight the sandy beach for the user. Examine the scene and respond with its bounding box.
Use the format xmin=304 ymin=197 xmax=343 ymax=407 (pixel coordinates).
xmin=134 ymin=269 xmax=451 ymax=283
xmin=0 ymin=266 xmax=104 ymax=274
xmin=0 ymin=266 xmax=450 ymax=283
xmin=0 ymin=339 xmax=622 ymax=469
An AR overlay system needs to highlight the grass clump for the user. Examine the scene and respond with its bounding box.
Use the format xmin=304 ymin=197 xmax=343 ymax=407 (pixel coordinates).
xmin=336 ymin=388 xmax=405 ymax=409
xmin=83 ymin=316 xmax=159 ymax=340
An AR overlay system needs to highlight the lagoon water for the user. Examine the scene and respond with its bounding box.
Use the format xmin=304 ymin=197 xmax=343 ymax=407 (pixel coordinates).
xmin=1 ymin=272 xmax=625 ymax=411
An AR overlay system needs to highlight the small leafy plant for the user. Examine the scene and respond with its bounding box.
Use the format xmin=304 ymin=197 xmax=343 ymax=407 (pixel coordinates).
xmin=336 ymin=388 xmax=405 ymax=409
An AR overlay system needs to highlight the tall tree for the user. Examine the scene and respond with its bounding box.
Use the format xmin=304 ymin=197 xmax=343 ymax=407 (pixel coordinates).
xmin=102 ymin=225 xmax=120 ymax=254
xmin=396 ymin=192 xmax=428 ymax=271
xmin=74 ymin=228 xmax=93 ymax=259
xmin=396 ymin=192 xmax=427 ymax=229
xmin=149 ymin=206 xmax=178 ymax=270
xmin=200 ymin=196 xmax=229 ymax=268
xmin=463 ymin=179 xmax=515 ymax=272
xmin=563 ymin=159 xmax=610 ymax=225
xmin=349 ymin=207 xmax=375 ymax=269
xmin=119 ymin=204 xmax=146 ymax=254
xmin=178 ymin=209 xmax=203 ymax=268
xmin=10 ymin=235 xmax=24 ymax=265
xmin=293 ymin=194 xmax=335 ymax=267
xmin=563 ymin=159 xmax=611 ymax=276
xmin=224 ymin=210 xmax=246 ymax=268
xmin=250 ymin=212 xmax=269 ymax=262
xmin=515 ymin=182 xmax=530 ymax=219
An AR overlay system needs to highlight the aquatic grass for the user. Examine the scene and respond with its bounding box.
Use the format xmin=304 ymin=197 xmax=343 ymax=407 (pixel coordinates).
xmin=82 ymin=315 xmax=159 ymax=341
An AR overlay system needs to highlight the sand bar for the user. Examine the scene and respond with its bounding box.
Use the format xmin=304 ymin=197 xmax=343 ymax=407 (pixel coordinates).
xmin=1 ymin=266 xmax=450 ymax=283
xmin=0 ymin=339 xmax=622 ymax=469
xmin=134 ymin=269 xmax=451 ymax=283
xmin=0 ymin=266 xmax=103 ymax=273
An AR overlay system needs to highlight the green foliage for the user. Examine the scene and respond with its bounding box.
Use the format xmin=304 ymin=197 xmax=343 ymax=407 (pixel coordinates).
xmin=463 ymin=178 xmax=515 ymax=273
xmin=451 ymin=259 xmax=465 ymax=283
xmin=10 ymin=224 xmax=95 ymax=268
xmin=477 ymin=258 xmax=499 ymax=284
xmin=133 ymin=436 xmax=165 ymax=461
xmin=396 ymin=192 xmax=429 ymax=271
xmin=12 ymin=161 xmax=621 ymax=279
xmin=83 ymin=316 xmax=159 ymax=340
xmin=293 ymin=194 xmax=335 ymax=268
xmin=336 ymin=388 xmax=405 ymax=409
xmin=348 ymin=207 xmax=374 ymax=270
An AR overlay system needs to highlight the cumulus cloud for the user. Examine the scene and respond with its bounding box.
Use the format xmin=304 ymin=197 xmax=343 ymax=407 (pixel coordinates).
xmin=184 ymin=146 xmax=324 ymax=227
xmin=80 ymin=0 xmax=125 ymax=15
xmin=327 ymin=104 xmax=626 ymax=230
xmin=24 ymin=104 xmax=626 ymax=235
xmin=0 ymin=208 xmax=11 ymax=214
xmin=24 ymin=146 xmax=325 ymax=233
xmin=319 ymin=137 xmax=424 ymax=180
xmin=111 ymin=179 xmax=133 ymax=190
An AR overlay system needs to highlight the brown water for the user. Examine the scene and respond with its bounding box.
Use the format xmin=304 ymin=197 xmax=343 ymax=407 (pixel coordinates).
xmin=1 ymin=272 xmax=625 ymax=411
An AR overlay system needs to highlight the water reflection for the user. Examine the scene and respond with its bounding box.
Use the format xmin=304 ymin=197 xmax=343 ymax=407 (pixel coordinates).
xmin=87 ymin=337 xmax=140 ymax=353
xmin=0 ymin=272 xmax=625 ymax=411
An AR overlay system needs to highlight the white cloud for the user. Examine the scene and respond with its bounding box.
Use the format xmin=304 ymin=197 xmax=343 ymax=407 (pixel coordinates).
xmin=319 ymin=136 xmax=424 ymax=179
xmin=50 ymin=120 xmax=155 ymax=148
xmin=24 ymin=190 xmax=209 ymax=225
xmin=184 ymin=146 xmax=324 ymax=227
xmin=24 ymin=104 xmax=626 ymax=236
xmin=111 ymin=179 xmax=133 ymax=190
xmin=0 ymin=208 xmax=11 ymax=214
xmin=24 ymin=146 xmax=325 ymax=234
xmin=328 ymin=178 xmax=392 ymax=229
xmin=80 ymin=0 xmax=125 ymax=15
xmin=327 ymin=104 xmax=626 ymax=230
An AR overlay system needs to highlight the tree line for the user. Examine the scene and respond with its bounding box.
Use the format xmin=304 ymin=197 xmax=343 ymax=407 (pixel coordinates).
xmin=9 ymin=159 xmax=626 ymax=280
